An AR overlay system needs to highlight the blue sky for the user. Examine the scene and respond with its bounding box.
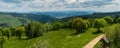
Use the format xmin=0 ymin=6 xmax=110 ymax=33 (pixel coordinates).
xmin=0 ymin=0 xmax=120 ymax=12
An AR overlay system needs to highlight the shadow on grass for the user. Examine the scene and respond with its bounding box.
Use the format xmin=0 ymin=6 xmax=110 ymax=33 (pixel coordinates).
xmin=70 ymin=31 xmax=86 ymax=36
xmin=92 ymin=30 xmax=103 ymax=34
xmin=18 ymin=36 xmax=39 ymax=40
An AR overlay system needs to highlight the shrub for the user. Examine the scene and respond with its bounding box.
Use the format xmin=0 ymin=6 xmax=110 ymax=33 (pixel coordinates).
xmin=15 ymin=27 xmax=25 ymax=39
xmin=1 ymin=28 xmax=11 ymax=39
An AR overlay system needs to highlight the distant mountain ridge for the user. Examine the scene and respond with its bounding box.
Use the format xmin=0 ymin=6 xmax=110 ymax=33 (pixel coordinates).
xmin=60 ymin=11 xmax=120 ymax=22
xmin=30 ymin=11 xmax=94 ymax=18
xmin=93 ymin=11 xmax=120 ymax=17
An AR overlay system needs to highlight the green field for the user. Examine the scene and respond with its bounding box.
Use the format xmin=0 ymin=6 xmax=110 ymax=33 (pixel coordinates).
xmin=0 ymin=14 xmax=30 ymax=28
xmin=3 ymin=28 xmax=101 ymax=48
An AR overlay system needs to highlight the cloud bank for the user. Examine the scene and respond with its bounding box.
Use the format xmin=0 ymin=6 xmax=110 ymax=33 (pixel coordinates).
xmin=0 ymin=0 xmax=120 ymax=12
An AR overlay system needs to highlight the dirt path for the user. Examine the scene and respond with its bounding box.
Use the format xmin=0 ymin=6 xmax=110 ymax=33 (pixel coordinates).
xmin=83 ymin=34 xmax=104 ymax=48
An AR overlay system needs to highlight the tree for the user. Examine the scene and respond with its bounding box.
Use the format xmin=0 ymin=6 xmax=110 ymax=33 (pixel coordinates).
xmin=72 ymin=18 xmax=86 ymax=34
xmin=113 ymin=15 xmax=119 ymax=23
xmin=112 ymin=25 xmax=120 ymax=48
xmin=105 ymin=24 xmax=120 ymax=48
xmin=25 ymin=21 xmax=44 ymax=38
xmin=10 ymin=28 xmax=16 ymax=36
xmin=104 ymin=16 xmax=113 ymax=24
xmin=0 ymin=31 xmax=2 ymax=37
xmin=33 ymin=22 xmax=44 ymax=37
xmin=44 ymin=23 xmax=53 ymax=32
xmin=94 ymin=19 xmax=107 ymax=33
xmin=52 ymin=22 xmax=62 ymax=30
xmin=16 ymin=27 xmax=25 ymax=39
xmin=116 ymin=18 xmax=120 ymax=23
xmin=63 ymin=20 xmax=73 ymax=28
xmin=0 ymin=36 xmax=7 ymax=48
xmin=83 ymin=20 xmax=90 ymax=30
xmin=1 ymin=28 xmax=11 ymax=39
xmin=67 ymin=20 xmax=72 ymax=29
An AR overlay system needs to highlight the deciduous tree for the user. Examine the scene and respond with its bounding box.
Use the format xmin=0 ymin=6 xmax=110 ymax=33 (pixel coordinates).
xmin=72 ymin=18 xmax=86 ymax=34
xmin=52 ymin=22 xmax=62 ymax=30
xmin=25 ymin=21 xmax=44 ymax=38
xmin=0 ymin=36 xmax=7 ymax=48
xmin=1 ymin=28 xmax=11 ymax=39
xmin=16 ymin=27 xmax=25 ymax=39
xmin=94 ymin=19 xmax=107 ymax=33
xmin=104 ymin=16 xmax=113 ymax=24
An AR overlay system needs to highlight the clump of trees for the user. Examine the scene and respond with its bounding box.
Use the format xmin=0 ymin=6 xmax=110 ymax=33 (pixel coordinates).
xmin=52 ymin=22 xmax=62 ymax=30
xmin=94 ymin=19 xmax=107 ymax=33
xmin=113 ymin=15 xmax=119 ymax=23
xmin=44 ymin=23 xmax=53 ymax=32
xmin=116 ymin=18 xmax=120 ymax=23
xmin=0 ymin=36 xmax=7 ymax=48
xmin=104 ymin=16 xmax=113 ymax=24
xmin=72 ymin=18 xmax=89 ymax=34
xmin=1 ymin=28 xmax=11 ymax=40
xmin=105 ymin=24 xmax=120 ymax=48
xmin=25 ymin=21 xmax=44 ymax=38
xmin=15 ymin=27 xmax=25 ymax=39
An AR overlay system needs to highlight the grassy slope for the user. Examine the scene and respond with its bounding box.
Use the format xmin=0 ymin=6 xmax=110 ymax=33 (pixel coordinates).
xmin=4 ymin=28 xmax=101 ymax=48
xmin=0 ymin=14 xmax=30 ymax=28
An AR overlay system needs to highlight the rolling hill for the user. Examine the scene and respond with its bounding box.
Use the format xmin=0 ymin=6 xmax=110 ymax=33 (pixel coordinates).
xmin=0 ymin=14 xmax=30 ymax=28
xmin=0 ymin=12 xmax=57 ymax=23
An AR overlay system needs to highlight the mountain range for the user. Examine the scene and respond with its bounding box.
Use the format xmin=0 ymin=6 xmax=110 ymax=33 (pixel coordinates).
xmin=29 ymin=11 xmax=94 ymax=18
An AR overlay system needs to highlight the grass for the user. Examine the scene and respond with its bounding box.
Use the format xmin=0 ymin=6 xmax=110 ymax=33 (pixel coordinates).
xmin=0 ymin=14 xmax=30 ymax=28
xmin=3 ymin=28 xmax=101 ymax=48
xmin=94 ymin=41 xmax=102 ymax=48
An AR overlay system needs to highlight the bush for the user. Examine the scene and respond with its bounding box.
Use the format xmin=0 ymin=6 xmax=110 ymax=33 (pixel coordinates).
xmin=44 ymin=23 xmax=53 ymax=32
xmin=15 ymin=27 xmax=25 ymax=39
xmin=0 ymin=31 xmax=2 ymax=37
xmin=0 ymin=36 xmax=7 ymax=48
xmin=25 ymin=21 xmax=44 ymax=38
xmin=116 ymin=18 xmax=120 ymax=23
xmin=29 ymin=40 xmax=49 ymax=48
xmin=1 ymin=28 xmax=11 ymax=39
xmin=52 ymin=22 xmax=62 ymax=30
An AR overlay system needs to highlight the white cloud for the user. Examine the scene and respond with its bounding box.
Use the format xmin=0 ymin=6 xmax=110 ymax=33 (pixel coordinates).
xmin=0 ymin=0 xmax=119 ymax=12
xmin=66 ymin=0 xmax=77 ymax=4
xmin=78 ymin=0 xmax=85 ymax=3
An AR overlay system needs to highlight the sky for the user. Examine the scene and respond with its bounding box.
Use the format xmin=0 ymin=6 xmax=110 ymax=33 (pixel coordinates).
xmin=0 ymin=0 xmax=120 ymax=12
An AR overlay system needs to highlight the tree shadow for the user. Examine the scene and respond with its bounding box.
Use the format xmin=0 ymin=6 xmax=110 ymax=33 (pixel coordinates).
xmin=19 ymin=37 xmax=38 ymax=40
xmin=70 ymin=31 xmax=85 ymax=36
xmin=70 ymin=32 xmax=80 ymax=35
xmin=92 ymin=30 xmax=103 ymax=34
